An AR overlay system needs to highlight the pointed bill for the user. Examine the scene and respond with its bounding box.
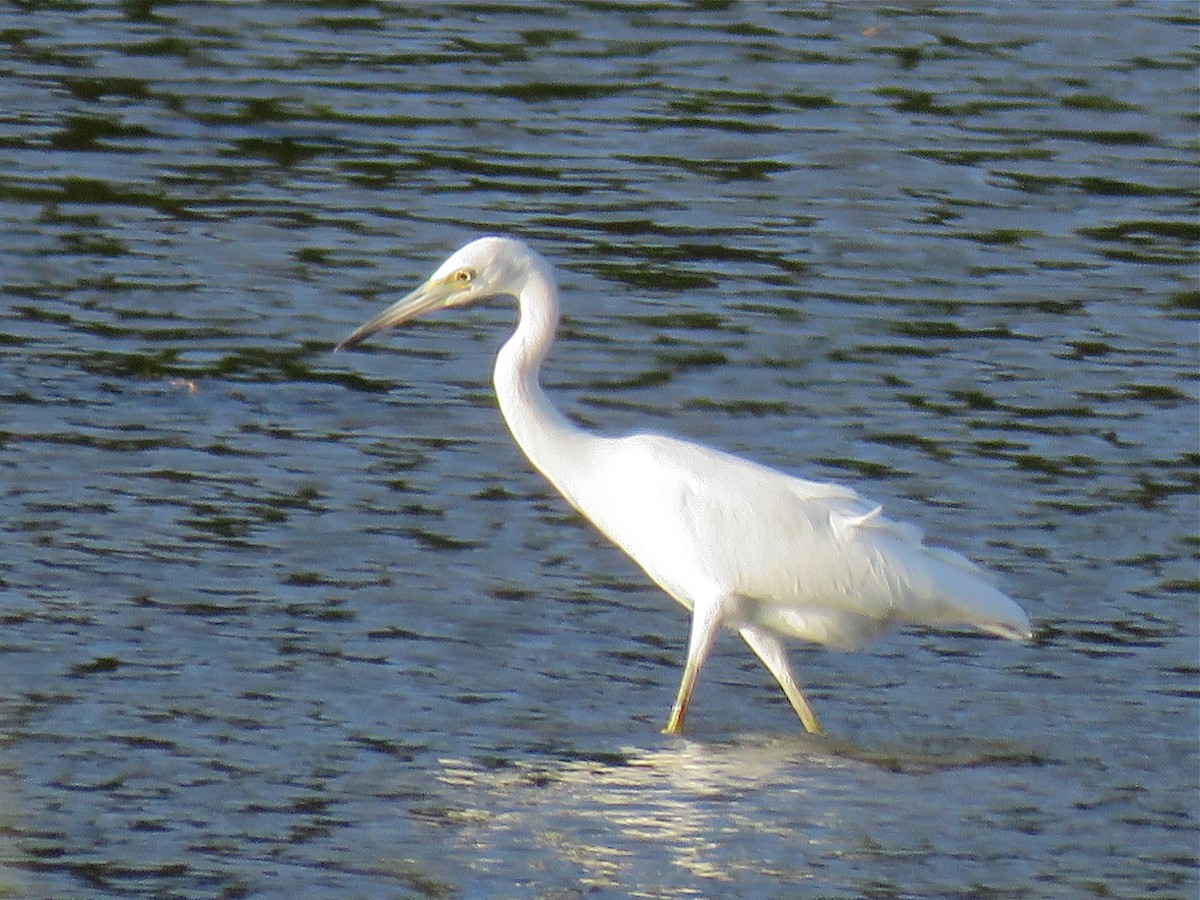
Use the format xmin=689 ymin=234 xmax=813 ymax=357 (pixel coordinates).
xmin=335 ymin=278 xmax=458 ymax=351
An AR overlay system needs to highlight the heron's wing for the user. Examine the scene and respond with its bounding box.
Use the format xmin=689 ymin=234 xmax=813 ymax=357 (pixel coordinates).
xmin=827 ymin=502 xmax=989 ymax=579
xmin=600 ymin=433 xmax=1028 ymax=644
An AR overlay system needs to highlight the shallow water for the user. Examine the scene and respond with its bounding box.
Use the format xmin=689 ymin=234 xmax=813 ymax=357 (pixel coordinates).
xmin=0 ymin=2 xmax=1197 ymax=897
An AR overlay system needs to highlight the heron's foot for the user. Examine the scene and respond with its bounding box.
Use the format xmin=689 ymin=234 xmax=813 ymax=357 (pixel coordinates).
xmin=662 ymin=704 xmax=686 ymax=735
xmin=801 ymin=712 xmax=824 ymax=736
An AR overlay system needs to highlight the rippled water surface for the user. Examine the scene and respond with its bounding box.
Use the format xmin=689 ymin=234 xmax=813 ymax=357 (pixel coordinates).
xmin=0 ymin=2 xmax=1197 ymax=897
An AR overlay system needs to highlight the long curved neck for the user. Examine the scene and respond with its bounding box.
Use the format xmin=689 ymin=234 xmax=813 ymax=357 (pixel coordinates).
xmin=492 ymin=258 xmax=593 ymax=502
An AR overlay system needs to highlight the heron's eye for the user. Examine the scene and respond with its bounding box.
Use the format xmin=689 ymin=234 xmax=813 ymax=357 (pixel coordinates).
xmin=453 ymin=268 xmax=474 ymax=284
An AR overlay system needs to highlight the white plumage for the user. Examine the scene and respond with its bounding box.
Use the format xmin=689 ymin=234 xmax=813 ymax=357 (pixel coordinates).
xmin=338 ymin=236 xmax=1032 ymax=734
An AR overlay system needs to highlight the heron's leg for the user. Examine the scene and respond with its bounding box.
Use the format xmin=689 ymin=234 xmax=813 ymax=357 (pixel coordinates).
xmin=663 ymin=598 xmax=724 ymax=735
xmin=738 ymin=625 xmax=823 ymax=735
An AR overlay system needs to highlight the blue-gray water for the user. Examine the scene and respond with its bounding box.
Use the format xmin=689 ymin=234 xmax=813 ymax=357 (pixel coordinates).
xmin=0 ymin=2 xmax=1197 ymax=898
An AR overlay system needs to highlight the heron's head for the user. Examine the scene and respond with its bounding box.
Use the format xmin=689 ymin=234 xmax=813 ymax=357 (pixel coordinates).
xmin=336 ymin=236 xmax=534 ymax=351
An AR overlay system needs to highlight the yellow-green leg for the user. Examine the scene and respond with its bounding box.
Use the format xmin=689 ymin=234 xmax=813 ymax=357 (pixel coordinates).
xmin=740 ymin=624 xmax=823 ymax=735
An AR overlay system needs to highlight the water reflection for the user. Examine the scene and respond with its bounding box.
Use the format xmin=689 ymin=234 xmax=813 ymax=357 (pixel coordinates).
xmin=433 ymin=732 xmax=1046 ymax=891
xmin=437 ymin=739 xmax=850 ymax=888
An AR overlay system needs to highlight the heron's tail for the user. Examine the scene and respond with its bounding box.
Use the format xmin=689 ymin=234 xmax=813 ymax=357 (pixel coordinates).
xmin=920 ymin=544 xmax=1032 ymax=641
xmin=838 ymin=504 xmax=1033 ymax=642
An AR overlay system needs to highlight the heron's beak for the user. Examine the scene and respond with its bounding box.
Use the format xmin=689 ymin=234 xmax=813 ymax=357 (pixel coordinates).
xmin=335 ymin=277 xmax=459 ymax=351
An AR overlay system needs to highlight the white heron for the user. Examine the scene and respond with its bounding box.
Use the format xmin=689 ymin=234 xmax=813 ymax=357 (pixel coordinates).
xmin=337 ymin=236 xmax=1032 ymax=735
